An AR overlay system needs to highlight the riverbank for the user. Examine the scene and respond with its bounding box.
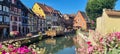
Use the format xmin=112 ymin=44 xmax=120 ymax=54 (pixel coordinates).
xmin=0 ymin=31 xmax=76 ymax=54
xmin=0 ymin=31 xmax=76 ymax=45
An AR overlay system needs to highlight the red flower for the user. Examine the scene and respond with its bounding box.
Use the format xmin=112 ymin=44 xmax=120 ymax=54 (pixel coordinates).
xmin=87 ymin=41 xmax=91 ymax=45
xmin=99 ymin=37 xmax=103 ymax=43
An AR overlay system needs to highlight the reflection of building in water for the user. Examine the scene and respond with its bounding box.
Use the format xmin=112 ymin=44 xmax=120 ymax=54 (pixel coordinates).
xmin=45 ymin=38 xmax=56 ymax=45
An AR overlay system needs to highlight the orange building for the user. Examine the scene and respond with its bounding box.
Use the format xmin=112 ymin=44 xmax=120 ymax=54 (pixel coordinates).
xmin=73 ymin=11 xmax=89 ymax=30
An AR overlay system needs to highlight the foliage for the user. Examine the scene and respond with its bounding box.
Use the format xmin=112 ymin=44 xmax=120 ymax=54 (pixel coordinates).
xmin=76 ymin=29 xmax=81 ymax=35
xmin=38 ymin=32 xmax=43 ymax=40
xmin=86 ymin=0 xmax=117 ymax=21
xmin=86 ymin=0 xmax=117 ymax=28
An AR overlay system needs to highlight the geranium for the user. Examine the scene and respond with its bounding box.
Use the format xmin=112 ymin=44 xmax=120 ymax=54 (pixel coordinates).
xmin=87 ymin=41 xmax=91 ymax=45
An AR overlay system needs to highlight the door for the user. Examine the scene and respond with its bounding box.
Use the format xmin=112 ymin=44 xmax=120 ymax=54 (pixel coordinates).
xmin=0 ymin=28 xmax=3 ymax=40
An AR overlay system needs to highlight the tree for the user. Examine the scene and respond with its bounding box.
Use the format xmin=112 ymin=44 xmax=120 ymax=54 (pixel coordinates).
xmin=86 ymin=0 xmax=117 ymax=22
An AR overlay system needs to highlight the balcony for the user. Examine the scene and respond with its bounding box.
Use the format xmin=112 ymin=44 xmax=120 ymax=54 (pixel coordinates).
xmin=10 ymin=11 xmax=21 ymax=16
xmin=0 ymin=10 xmax=9 ymax=15
xmin=0 ymin=22 xmax=9 ymax=25
xmin=22 ymin=16 xmax=28 ymax=19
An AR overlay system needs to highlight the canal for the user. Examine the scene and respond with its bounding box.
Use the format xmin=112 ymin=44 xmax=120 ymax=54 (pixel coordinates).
xmin=29 ymin=34 xmax=76 ymax=54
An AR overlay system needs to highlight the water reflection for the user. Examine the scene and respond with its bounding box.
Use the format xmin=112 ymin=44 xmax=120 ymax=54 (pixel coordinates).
xmin=30 ymin=35 xmax=75 ymax=54
xmin=45 ymin=38 xmax=56 ymax=45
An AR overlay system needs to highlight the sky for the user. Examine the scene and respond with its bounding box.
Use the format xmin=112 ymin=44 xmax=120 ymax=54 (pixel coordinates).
xmin=21 ymin=0 xmax=120 ymax=14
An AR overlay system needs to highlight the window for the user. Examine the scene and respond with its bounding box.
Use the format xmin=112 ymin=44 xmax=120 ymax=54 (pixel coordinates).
xmin=8 ymin=0 xmax=11 ymax=2
xmin=3 ymin=6 xmax=5 ymax=11
xmin=10 ymin=6 xmax=14 ymax=11
xmin=12 ymin=26 xmax=17 ymax=31
xmin=18 ymin=9 xmax=21 ymax=13
xmin=12 ymin=0 xmax=15 ymax=4
xmin=0 ymin=0 xmax=3 ymax=1
xmin=0 ymin=5 xmax=2 ymax=10
xmin=11 ymin=16 xmax=13 ymax=21
xmin=14 ymin=17 xmax=17 ymax=21
xmin=0 ymin=16 xmax=2 ymax=22
xmin=4 ymin=16 xmax=10 ymax=22
xmin=6 ymin=7 xmax=9 ymax=12
xmin=14 ymin=7 xmax=17 ymax=12
xmin=19 ymin=17 xmax=21 ymax=21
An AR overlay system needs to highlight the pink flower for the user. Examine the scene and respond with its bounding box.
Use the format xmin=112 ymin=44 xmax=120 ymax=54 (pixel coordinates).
xmin=17 ymin=47 xmax=26 ymax=54
xmin=115 ymin=32 xmax=120 ymax=36
xmin=78 ymin=48 xmax=84 ymax=52
xmin=12 ymin=48 xmax=18 ymax=52
xmin=8 ymin=45 xmax=14 ymax=49
xmin=17 ymin=46 xmax=31 ymax=54
xmin=107 ymin=36 xmax=113 ymax=41
xmin=0 ymin=43 xmax=2 ymax=48
xmin=2 ymin=50 xmax=6 ymax=54
xmin=99 ymin=37 xmax=103 ymax=42
xmin=91 ymin=20 xmax=95 ymax=25
xmin=87 ymin=45 xmax=94 ymax=53
xmin=32 ymin=51 xmax=37 ymax=54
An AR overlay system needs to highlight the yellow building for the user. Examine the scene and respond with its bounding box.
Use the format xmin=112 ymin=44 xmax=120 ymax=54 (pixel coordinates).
xmin=32 ymin=3 xmax=61 ymax=32
xmin=32 ymin=3 xmax=46 ymax=18
xmin=96 ymin=9 xmax=120 ymax=35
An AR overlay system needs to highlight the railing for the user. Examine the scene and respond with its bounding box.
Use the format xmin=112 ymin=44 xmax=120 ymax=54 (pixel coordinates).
xmin=10 ymin=11 xmax=21 ymax=16
xmin=22 ymin=16 xmax=28 ymax=19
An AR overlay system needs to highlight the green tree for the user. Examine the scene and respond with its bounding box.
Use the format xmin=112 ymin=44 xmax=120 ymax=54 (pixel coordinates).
xmin=86 ymin=0 xmax=117 ymax=22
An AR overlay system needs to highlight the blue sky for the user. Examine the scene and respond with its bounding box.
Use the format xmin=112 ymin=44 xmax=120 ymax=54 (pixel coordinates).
xmin=21 ymin=0 xmax=120 ymax=14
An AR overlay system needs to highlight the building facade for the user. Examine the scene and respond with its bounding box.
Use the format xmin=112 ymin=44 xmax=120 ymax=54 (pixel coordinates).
xmin=62 ymin=14 xmax=75 ymax=30
xmin=73 ymin=11 xmax=89 ymax=30
xmin=32 ymin=3 xmax=62 ymax=32
xmin=9 ymin=0 xmax=22 ymax=36
xmin=0 ymin=0 xmax=10 ymax=38
xmin=96 ymin=9 xmax=120 ymax=35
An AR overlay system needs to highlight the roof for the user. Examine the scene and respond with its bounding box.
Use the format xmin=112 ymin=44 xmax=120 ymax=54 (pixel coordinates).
xmin=105 ymin=9 xmax=120 ymax=17
xmin=37 ymin=3 xmax=54 ymax=13
xmin=78 ymin=11 xmax=90 ymax=22
xmin=63 ymin=14 xmax=76 ymax=19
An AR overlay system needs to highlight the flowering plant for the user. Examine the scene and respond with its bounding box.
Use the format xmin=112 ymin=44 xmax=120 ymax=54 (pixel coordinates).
xmin=10 ymin=31 xmax=19 ymax=37
xmin=26 ymin=33 xmax=32 ymax=37
xmin=75 ymin=31 xmax=120 ymax=54
xmin=0 ymin=43 xmax=36 ymax=54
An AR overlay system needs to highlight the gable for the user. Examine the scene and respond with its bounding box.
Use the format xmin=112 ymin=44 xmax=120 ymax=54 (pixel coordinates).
xmin=32 ymin=3 xmax=46 ymax=19
xmin=74 ymin=11 xmax=86 ymax=21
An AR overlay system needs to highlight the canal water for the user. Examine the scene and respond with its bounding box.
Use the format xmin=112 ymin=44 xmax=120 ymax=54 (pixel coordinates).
xmin=31 ymin=34 xmax=76 ymax=54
